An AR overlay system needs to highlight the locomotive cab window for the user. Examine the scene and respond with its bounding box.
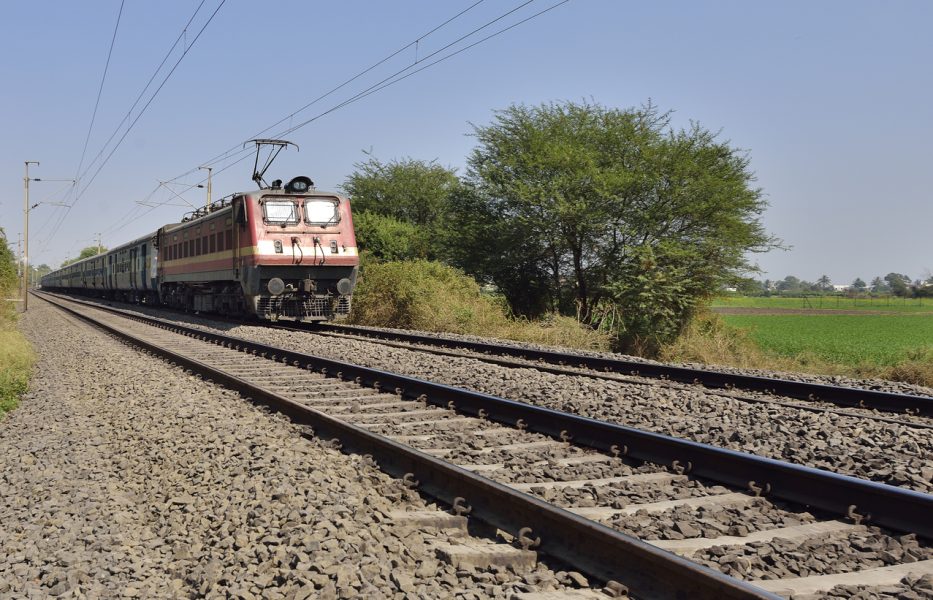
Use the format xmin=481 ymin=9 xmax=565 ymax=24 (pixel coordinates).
xmin=304 ymin=198 xmax=339 ymax=226
xmin=262 ymin=200 xmax=300 ymax=225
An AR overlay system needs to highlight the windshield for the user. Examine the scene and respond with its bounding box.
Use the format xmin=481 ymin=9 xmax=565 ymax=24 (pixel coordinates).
xmin=262 ymin=200 xmax=300 ymax=225
xmin=304 ymin=199 xmax=340 ymax=226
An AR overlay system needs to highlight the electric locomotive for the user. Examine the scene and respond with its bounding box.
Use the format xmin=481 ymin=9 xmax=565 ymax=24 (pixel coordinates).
xmin=157 ymin=175 xmax=358 ymax=320
xmin=41 ymin=141 xmax=359 ymax=321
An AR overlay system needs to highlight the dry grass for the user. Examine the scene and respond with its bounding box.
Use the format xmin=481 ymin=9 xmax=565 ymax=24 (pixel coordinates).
xmin=349 ymin=260 xmax=609 ymax=352
xmin=662 ymin=312 xmax=933 ymax=388
xmin=0 ymin=306 xmax=34 ymax=418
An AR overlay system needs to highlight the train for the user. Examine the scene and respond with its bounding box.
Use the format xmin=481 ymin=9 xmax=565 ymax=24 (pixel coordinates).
xmin=41 ymin=175 xmax=359 ymax=321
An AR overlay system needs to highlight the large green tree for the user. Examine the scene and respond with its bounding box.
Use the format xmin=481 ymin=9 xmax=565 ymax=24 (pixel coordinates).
xmin=446 ymin=100 xmax=778 ymax=352
xmin=0 ymin=228 xmax=18 ymax=295
xmin=342 ymin=156 xmax=459 ymax=262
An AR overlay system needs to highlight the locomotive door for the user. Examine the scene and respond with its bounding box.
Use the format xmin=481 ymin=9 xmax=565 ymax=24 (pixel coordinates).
xmin=140 ymin=244 xmax=147 ymax=291
xmin=130 ymin=248 xmax=137 ymax=291
xmin=233 ymin=196 xmax=244 ymax=278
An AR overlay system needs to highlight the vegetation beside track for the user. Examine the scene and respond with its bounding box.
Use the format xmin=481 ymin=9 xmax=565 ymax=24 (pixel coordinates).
xmin=348 ymin=260 xmax=610 ymax=351
xmin=0 ymin=229 xmax=35 ymax=419
xmin=663 ymin=309 xmax=933 ymax=388
xmin=712 ymin=295 xmax=929 ymax=313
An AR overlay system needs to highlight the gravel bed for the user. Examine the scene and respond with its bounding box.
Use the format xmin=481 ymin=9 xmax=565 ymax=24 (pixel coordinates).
xmin=326 ymin=322 xmax=933 ymax=399
xmin=113 ymin=308 xmax=933 ymax=493
xmin=693 ymin=529 xmax=932 ymax=582
xmin=534 ymin=478 xmax=728 ymax=510
xmin=607 ymin=501 xmax=817 ymax=541
xmin=484 ymin=458 xmax=646 ymax=484
xmin=1 ymin=301 xmax=596 ymax=598
xmin=821 ymin=573 xmax=933 ymax=599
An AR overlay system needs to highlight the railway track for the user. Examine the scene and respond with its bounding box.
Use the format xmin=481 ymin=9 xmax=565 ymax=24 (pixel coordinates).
xmin=306 ymin=322 xmax=933 ymax=420
xmin=35 ymin=292 xmax=933 ymax=599
xmin=49 ymin=293 xmax=933 ymax=428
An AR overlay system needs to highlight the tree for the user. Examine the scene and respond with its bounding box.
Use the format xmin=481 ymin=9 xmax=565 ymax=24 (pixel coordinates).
xmin=341 ymin=156 xmax=459 ymax=262
xmin=447 ymin=100 xmax=778 ymax=352
xmin=884 ymin=273 xmax=912 ymax=297
xmin=735 ymin=277 xmax=763 ymax=295
xmin=61 ymin=246 xmax=107 ymax=267
xmin=776 ymin=275 xmax=801 ymax=293
xmin=351 ymin=211 xmax=427 ymax=263
xmin=817 ymin=275 xmax=832 ymax=292
xmin=851 ymin=277 xmax=867 ymax=292
xmin=0 ymin=228 xmax=18 ymax=296
xmin=870 ymin=276 xmax=888 ymax=294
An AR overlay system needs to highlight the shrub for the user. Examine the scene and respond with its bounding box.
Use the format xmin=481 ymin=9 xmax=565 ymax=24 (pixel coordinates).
xmin=349 ymin=260 xmax=609 ymax=351
xmin=349 ymin=260 xmax=509 ymax=333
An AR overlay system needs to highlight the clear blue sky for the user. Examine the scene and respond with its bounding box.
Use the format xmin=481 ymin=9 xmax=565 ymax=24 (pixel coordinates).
xmin=2 ymin=0 xmax=931 ymax=285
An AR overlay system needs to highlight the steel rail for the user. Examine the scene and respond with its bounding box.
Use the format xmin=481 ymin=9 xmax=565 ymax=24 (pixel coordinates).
xmin=284 ymin=325 xmax=933 ymax=430
xmin=37 ymin=292 xmax=780 ymax=599
xmin=38 ymin=292 xmax=933 ymax=541
xmin=315 ymin=323 xmax=933 ymax=417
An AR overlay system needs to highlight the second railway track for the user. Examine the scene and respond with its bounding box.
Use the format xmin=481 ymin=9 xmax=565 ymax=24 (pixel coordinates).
xmin=36 ymin=292 xmax=933 ymax=599
xmin=305 ymin=322 xmax=932 ymax=417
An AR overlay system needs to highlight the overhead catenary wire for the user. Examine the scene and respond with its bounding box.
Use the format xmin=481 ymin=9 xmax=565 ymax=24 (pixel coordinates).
xmin=73 ymin=0 xmax=126 ymax=199
xmin=89 ymin=0 xmax=500 ymax=241
xmin=42 ymin=0 xmax=226 ymax=249
xmin=75 ymin=0 xmax=208 ymax=188
xmin=89 ymin=0 xmax=570 ymax=248
xmin=157 ymin=0 xmax=542 ymax=191
xmin=171 ymin=0 xmax=491 ymax=187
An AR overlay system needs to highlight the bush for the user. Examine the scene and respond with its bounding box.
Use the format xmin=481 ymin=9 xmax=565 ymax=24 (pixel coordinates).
xmin=349 ymin=260 xmax=609 ymax=351
xmin=349 ymin=260 xmax=510 ymax=333
xmin=594 ymin=245 xmax=709 ymax=356
xmin=0 ymin=228 xmax=35 ymax=418
xmin=0 ymin=327 xmax=33 ymax=417
xmin=352 ymin=210 xmax=431 ymax=263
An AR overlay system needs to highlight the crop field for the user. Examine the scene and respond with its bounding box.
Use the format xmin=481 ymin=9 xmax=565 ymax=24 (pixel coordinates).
xmin=719 ymin=313 xmax=933 ymax=367
xmin=713 ymin=295 xmax=928 ymax=313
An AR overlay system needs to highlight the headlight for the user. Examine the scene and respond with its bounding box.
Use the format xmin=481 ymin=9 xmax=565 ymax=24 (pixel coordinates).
xmin=305 ymin=199 xmax=339 ymax=226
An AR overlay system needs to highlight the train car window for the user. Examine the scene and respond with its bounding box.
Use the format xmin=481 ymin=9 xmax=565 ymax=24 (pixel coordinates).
xmin=217 ymin=232 xmax=224 ymax=252
xmin=225 ymin=230 xmax=232 ymax=249
xmin=204 ymin=236 xmax=210 ymax=254
xmin=195 ymin=238 xmax=201 ymax=256
xmin=304 ymin=198 xmax=340 ymax=226
xmin=262 ymin=200 xmax=300 ymax=225
xmin=209 ymin=234 xmax=216 ymax=254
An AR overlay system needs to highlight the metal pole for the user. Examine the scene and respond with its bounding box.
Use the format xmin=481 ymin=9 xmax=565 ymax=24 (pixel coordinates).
xmin=200 ymin=166 xmax=212 ymax=209
xmin=23 ymin=161 xmax=39 ymax=311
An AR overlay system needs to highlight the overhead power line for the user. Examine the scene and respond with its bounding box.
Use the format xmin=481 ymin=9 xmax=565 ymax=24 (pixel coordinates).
xmin=73 ymin=0 xmax=126 ymax=193
xmin=92 ymin=0 xmax=571 ymax=244
xmin=75 ymin=0 xmax=208 ymax=188
xmin=162 ymin=0 xmax=543 ymax=191
xmin=42 ymin=0 xmax=226 ymax=248
xmin=179 ymin=0 xmax=491 ymax=187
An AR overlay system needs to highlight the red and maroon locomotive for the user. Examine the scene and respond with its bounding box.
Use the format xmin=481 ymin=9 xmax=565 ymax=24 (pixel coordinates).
xmin=157 ymin=175 xmax=358 ymax=320
xmin=41 ymin=175 xmax=359 ymax=321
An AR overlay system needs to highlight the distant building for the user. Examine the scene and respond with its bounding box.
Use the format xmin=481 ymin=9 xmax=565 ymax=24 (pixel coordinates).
xmin=832 ymin=284 xmax=849 ymax=292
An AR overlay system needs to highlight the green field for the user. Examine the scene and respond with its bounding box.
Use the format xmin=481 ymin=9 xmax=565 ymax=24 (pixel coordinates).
xmin=720 ymin=313 xmax=933 ymax=366
xmin=713 ymin=295 xmax=929 ymax=312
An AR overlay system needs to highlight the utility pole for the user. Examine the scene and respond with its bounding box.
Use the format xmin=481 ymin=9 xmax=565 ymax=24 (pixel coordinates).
xmin=199 ymin=166 xmax=212 ymax=209
xmin=23 ymin=161 xmax=39 ymax=310
xmin=96 ymin=233 xmax=102 ymax=255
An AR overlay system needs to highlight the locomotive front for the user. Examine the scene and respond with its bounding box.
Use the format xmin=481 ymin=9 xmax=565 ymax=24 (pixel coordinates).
xmin=241 ymin=176 xmax=358 ymax=320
